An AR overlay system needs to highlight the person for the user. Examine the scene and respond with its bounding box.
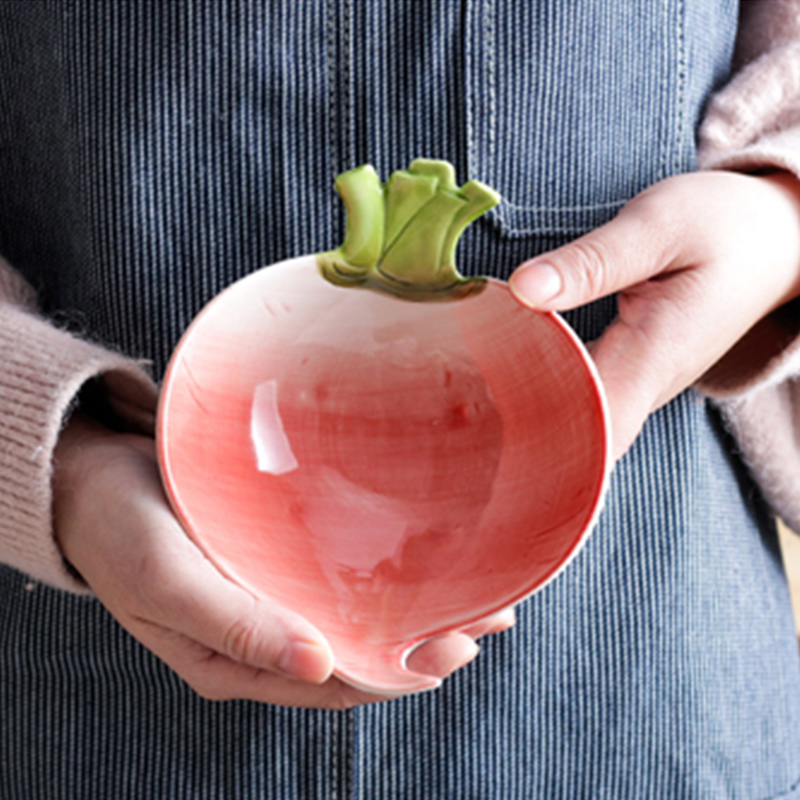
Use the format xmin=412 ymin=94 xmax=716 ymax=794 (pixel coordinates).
xmin=2 ymin=0 xmax=800 ymax=796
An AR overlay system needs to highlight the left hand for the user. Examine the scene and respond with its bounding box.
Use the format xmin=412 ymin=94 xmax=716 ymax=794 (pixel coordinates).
xmin=509 ymin=170 xmax=800 ymax=460
xmin=53 ymin=413 xmax=513 ymax=709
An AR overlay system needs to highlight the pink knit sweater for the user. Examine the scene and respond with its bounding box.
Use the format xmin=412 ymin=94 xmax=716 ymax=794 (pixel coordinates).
xmin=3 ymin=0 xmax=800 ymax=594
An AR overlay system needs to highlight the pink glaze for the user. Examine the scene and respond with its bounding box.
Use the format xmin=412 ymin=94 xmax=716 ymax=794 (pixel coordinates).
xmin=157 ymin=255 xmax=610 ymax=694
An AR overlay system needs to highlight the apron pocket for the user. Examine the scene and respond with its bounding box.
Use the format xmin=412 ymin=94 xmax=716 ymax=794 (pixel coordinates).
xmin=464 ymin=0 xmax=685 ymax=238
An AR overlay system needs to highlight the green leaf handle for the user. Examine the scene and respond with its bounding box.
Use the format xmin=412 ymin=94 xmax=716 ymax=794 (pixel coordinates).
xmin=319 ymin=159 xmax=500 ymax=299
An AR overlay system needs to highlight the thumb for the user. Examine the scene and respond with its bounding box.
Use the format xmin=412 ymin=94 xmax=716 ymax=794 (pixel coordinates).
xmin=508 ymin=206 xmax=670 ymax=311
xmin=586 ymin=318 xmax=669 ymax=460
xmin=507 ymin=199 xmax=692 ymax=459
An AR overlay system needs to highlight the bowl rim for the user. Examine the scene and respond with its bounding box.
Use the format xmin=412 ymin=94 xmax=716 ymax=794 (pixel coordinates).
xmin=156 ymin=253 xmax=613 ymax=695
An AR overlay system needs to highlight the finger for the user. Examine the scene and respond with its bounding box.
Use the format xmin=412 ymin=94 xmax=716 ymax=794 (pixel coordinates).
xmin=587 ymin=269 xmax=715 ymax=459
xmin=129 ymin=518 xmax=335 ymax=684
xmin=588 ymin=318 xmax=663 ymax=460
xmin=460 ymin=607 xmax=516 ymax=639
xmin=88 ymin=449 xmax=337 ymax=684
xmin=405 ymin=632 xmax=480 ymax=677
xmin=131 ymin=618 xmax=390 ymax=709
xmin=508 ymin=198 xmax=676 ymax=311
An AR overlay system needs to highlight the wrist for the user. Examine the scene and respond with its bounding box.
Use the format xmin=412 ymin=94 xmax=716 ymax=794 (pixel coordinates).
xmin=746 ymin=169 xmax=800 ymax=311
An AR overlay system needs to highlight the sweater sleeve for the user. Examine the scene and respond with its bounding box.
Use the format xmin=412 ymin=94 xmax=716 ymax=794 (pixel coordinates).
xmin=695 ymin=0 xmax=800 ymax=531
xmin=0 ymin=256 xmax=158 ymax=592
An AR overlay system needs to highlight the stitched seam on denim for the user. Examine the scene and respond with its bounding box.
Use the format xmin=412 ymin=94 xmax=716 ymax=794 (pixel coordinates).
xmin=484 ymin=0 xmax=499 ymax=224
xmin=495 ymin=220 xmax=625 ymax=238
xmin=761 ymin=770 xmax=800 ymax=800
xmin=502 ymin=198 xmax=628 ymax=213
xmin=674 ymin=0 xmax=686 ymax=176
xmin=465 ymin=0 xmax=477 ymax=189
xmin=343 ymin=0 xmax=354 ymax=170
xmin=345 ymin=709 xmax=355 ymax=800
xmin=326 ymin=0 xmax=337 ymax=191
xmin=656 ymin=0 xmax=669 ymax=184
xmin=331 ymin=712 xmax=339 ymax=800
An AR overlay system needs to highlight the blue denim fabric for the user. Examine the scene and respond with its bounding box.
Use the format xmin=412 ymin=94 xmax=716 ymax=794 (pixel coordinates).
xmin=1 ymin=1 xmax=800 ymax=798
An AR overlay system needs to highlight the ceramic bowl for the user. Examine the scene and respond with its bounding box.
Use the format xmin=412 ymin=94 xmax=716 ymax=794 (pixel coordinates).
xmin=157 ymin=255 xmax=611 ymax=695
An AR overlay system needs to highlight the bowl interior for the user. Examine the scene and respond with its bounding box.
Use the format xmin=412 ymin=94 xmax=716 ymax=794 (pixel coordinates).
xmin=158 ymin=256 xmax=610 ymax=693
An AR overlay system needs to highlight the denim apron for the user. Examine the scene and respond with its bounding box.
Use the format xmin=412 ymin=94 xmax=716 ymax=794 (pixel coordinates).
xmin=2 ymin=2 xmax=800 ymax=798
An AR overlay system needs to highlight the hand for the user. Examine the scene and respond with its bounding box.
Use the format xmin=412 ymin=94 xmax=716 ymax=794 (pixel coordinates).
xmin=52 ymin=413 xmax=512 ymax=709
xmin=509 ymin=171 xmax=800 ymax=459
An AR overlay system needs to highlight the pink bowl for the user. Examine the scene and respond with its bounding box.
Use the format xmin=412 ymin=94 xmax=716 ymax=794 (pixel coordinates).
xmin=157 ymin=255 xmax=611 ymax=695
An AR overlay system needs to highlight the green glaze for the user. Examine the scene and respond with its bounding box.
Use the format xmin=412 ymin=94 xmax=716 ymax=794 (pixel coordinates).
xmin=319 ymin=159 xmax=500 ymax=300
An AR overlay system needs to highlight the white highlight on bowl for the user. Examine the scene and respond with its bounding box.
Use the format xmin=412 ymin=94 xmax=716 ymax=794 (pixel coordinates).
xmin=251 ymin=379 xmax=299 ymax=475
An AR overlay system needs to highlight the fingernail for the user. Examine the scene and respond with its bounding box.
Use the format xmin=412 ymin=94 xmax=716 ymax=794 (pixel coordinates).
xmin=493 ymin=608 xmax=517 ymax=633
xmin=510 ymin=262 xmax=562 ymax=306
xmin=277 ymin=639 xmax=333 ymax=684
xmin=456 ymin=639 xmax=481 ymax=670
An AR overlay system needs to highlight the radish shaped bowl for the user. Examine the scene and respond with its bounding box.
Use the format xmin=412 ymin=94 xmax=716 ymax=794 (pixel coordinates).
xmin=157 ymin=160 xmax=611 ymax=695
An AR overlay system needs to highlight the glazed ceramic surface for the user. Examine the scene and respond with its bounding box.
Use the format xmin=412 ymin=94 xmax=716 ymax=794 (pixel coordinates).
xmin=157 ymin=255 xmax=610 ymax=694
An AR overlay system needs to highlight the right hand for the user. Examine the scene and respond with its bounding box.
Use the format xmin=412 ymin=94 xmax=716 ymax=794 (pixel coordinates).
xmin=52 ymin=413 xmax=513 ymax=709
